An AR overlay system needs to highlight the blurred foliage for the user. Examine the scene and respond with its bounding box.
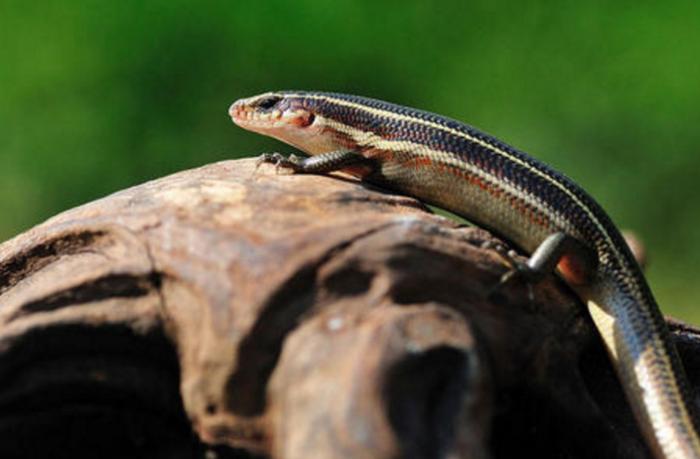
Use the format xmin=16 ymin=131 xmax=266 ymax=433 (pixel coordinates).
xmin=1 ymin=0 xmax=699 ymax=320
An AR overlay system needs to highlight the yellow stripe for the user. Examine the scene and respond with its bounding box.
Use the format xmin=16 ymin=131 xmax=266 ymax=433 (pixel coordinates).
xmin=286 ymin=92 xmax=631 ymax=274
xmin=322 ymin=116 xmax=561 ymax=227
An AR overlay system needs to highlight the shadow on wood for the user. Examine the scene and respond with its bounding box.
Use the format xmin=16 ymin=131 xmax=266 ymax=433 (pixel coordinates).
xmin=0 ymin=158 xmax=698 ymax=458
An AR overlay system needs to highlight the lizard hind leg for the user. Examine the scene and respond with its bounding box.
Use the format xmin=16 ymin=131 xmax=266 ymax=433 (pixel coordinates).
xmin=495 ymin=232 xmax=598 ymax=298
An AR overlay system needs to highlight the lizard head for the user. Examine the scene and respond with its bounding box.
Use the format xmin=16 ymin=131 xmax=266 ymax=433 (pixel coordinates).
xmin=229 ymin=91 xmax=344 ymax=155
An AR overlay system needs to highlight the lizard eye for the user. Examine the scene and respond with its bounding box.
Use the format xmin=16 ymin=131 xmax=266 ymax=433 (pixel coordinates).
xmin=256 ymin=95 xmax=283 ymax=110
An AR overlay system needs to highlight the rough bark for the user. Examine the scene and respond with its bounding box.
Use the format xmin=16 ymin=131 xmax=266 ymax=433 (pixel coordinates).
xmin=0 ymin=157 xmax=698 ymax=459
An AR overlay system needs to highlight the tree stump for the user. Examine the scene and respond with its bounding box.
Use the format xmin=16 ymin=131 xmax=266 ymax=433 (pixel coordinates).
xmin=0 ymin=157 xmax=699 ymax=459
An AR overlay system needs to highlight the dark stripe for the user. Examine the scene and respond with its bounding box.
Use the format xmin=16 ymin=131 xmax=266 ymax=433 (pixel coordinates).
xmin=292 ymin=92 xmax=641 ymax=275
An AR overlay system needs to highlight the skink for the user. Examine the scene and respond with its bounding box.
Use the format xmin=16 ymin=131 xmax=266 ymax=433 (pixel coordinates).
xmin=229 ymin=90 xmax=699 ymax=459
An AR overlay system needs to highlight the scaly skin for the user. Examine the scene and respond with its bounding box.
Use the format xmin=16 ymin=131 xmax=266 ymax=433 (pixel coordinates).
xmin=229 ymin=90 xmax=700 ymax=459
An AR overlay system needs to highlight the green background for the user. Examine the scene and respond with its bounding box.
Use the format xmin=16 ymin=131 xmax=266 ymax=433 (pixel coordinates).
xmin=2 ymin=1 xmax=699 ymax=321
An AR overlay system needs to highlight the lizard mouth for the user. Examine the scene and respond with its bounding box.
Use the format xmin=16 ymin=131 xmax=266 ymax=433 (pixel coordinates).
xmin=228 ymin=99 xmax=283 ymax=128
xmin=229 ymin=98 xmax=316 ymax=131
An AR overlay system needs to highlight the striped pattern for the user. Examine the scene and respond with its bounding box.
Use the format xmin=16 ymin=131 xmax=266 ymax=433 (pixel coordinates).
xmin=231 ymin=91 xmax=700 ymax=459
xmin=319 ymin=115 xmax=563 ymax=243
xmin=290 ymin=92 xmax=629 ymax=262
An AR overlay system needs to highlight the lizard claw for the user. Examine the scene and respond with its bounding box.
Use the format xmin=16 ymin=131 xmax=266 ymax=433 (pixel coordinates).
xmin=256 ymin=152 xmax=304 ymax=173
xmin=483 ymin=245 xmax=539 ymax=303
xmin=488 ymin=265 xmax=537 ymax=305
xmin=256 ymin=153 xmax=297 ymax=173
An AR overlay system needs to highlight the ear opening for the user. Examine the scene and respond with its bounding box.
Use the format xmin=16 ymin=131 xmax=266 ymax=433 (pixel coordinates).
xmin=293 ymin=112 xmax=316 ymax=128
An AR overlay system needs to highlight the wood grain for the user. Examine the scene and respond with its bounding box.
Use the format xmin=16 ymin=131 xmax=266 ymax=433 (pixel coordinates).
xmin=0 ymin=158 xmax=698 ymax=458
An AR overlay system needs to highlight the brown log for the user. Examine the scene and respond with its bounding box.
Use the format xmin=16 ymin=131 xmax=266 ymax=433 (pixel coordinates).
xmin=0 ymin=157 xmax=698 ymax=459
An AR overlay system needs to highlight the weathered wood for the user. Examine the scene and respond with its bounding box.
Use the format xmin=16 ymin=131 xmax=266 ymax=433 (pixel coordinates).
xmin=0 ymin=158 xmax=698 ymax=458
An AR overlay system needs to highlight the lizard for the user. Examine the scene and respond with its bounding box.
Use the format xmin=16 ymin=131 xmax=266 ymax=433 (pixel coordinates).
xmin=229 ymin=90 xmax=699 ymax=459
